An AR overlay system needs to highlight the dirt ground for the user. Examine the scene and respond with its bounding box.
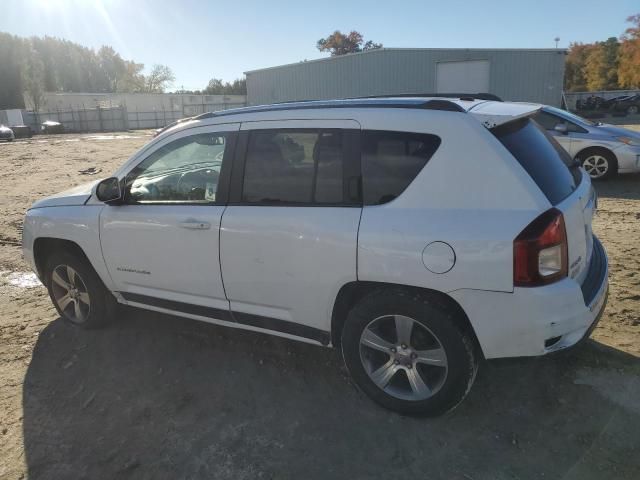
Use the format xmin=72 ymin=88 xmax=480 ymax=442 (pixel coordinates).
xmin=0 ymin=131 xmax=639 ymax=480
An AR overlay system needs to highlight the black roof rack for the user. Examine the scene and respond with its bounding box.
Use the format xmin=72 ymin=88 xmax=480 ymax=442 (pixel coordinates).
xmin=193 ymin=97 xmax=466 ymax=121
xmin=359 ymin=92 xmax=503 ymax=102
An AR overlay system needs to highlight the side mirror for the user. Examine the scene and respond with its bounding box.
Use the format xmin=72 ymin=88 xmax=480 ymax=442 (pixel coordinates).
xmin=96 ymin=177 xmax=122 ymax=204
xmin=554 ymin=123 xmax=568 ymax=134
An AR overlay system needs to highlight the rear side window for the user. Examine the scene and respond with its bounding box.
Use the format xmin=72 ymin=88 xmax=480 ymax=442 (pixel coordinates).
xmin=362 ymin=130 xmax=441 ymax=205
xmin=242 ymin=129 xmax=344 ymax=204
xmin=493 ymin=118 xmax=579 ymax=205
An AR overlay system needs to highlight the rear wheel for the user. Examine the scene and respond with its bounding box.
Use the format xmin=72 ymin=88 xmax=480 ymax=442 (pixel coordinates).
xmin=45 ymin=251 xmax=117 ymax=328
xmin=341 ymin=289 xmax=478 ymax=416
xmin=578 ymin=150 xmax=617 ymax=180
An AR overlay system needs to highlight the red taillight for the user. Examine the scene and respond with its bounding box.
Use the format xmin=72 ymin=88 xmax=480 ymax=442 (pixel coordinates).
xmin=514 ymin=208 xmax=568 ymax=287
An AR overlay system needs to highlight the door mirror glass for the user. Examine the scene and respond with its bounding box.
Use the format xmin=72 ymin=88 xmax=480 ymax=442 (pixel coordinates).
xmin=554 ymin=123 xmax=568 ymax=134
xmin=96 ymin=177 xmax=122 ymax=203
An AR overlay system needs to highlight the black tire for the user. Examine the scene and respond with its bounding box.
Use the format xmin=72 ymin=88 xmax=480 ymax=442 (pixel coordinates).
xmin=341 ymin=288 xmax=478 ymax=416
xmin=628 ymin=105 xmax=639 ymax=115
xmin=577 ymin=149 xmax=617 ymax=181
xmin=44 ymin=250 xmax=117 ymax=329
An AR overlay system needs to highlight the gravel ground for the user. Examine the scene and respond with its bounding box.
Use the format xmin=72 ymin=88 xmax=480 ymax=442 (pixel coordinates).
xmin=0 ymin=130 xmax=638 ymax=480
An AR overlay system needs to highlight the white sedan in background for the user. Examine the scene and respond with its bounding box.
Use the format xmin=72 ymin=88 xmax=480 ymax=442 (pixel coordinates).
xmin=530 ymin=105 xmax=640 ymax=179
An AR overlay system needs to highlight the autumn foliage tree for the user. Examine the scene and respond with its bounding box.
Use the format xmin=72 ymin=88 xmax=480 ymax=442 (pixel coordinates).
xmin=565 ymin=14 xmax=640 ymax=91
xmin=618 ymin=14 xmax=640 ymax=88
xmin=317 ymin=31 xmax=382 ymax=56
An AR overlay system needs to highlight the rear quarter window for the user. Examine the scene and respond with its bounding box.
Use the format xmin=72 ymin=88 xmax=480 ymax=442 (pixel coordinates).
xmin=493 ymin=118 xmax=580 ymax=205
xmin=362 ymin=130 xmax=441 ymax=205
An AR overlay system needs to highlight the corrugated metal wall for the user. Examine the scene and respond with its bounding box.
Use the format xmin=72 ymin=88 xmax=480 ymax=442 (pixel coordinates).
xmin=246 ymin=49 xmax=566 ymax=106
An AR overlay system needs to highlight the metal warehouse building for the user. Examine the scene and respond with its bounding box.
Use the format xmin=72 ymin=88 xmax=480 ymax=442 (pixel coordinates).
xmin=246 ymin=48 xmax=566 ymax=106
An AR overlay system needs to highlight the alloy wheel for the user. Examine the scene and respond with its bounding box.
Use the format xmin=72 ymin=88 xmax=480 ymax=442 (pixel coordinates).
xmin=582 ymin=155 xmax=609 ymax=179
xmin=359 ymin=314 xmax=448 ymax=401
xmin=50 ymin=264 xmax=91 ymax=323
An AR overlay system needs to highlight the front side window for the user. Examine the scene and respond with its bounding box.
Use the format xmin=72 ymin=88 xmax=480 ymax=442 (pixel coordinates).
xmin=126 ymin=133 xmax=227 ymax=204
xmin=533 ymin=111 xmax=587 ymax=134
xmin=242 ymin=130 xmax=344 ymax=204
xmin=532 ymin=111 xmax=563 ymax=130
xmin=362 ymin=130 xmax=441 ymax=205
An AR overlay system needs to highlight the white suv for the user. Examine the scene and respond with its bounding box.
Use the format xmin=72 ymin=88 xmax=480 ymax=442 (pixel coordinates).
xmin=22 ymin=97 xmax=609 ymax=416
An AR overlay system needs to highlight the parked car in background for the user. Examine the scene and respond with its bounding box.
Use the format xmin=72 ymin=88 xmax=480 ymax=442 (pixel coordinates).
xmin=531 ymin=105 xmax=640 ymax=179
xmin=10 ymin=125 xmax=32 ymax=139
xmin=0 ymin=125 xmax=15 ymax=142
xmin=41 ymin=120 xmax=64 ymax=134
xmin=575 ymin=95 xmax=606 ymax=111
xmin=610 ymin=94 xmax=640 ymax=115
xmin=22 ymin=97 xmax=608 ymax=416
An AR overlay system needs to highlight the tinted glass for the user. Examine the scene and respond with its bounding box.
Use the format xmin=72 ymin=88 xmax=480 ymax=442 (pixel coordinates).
xmin=494 ymin=118 xmax=579 ymax=205
xmin=242 ymin=130 xmax=344 ymax=204
xmin=126 ymin=133 xmax=226 ymax=203
xmin=532 ymin=111 xmax=561 ymax=130
xmin=362 ymin=130 xmax=441 ymax=205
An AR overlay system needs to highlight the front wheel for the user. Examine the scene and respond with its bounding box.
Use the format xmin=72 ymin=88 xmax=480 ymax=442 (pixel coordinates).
xmin=45 ymin=251 xmax=117 ymax=328
xmin=627 ymin=105 xmax=639 ymax=115
xmin=578 ymin=150 xmax=617 ymax=180
xmin=341 ymin=289 xmax=478 ymax=416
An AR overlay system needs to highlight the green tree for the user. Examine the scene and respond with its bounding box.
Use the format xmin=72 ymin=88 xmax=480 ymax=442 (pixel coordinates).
xmin=203 ymin=78 xmax=246 ymax=95
xmin=98 ymin=46 xmax=127 ymax=92
xmin=23 ymin=48 xmax=46 ymax=112
xmin=317 ymin=30 xmax=382 ymax=56
xmin=618 ymin=14 xmax=640 ymax=88
xmin=120 ymin=60 xmax=146 ymax=92
xmin=144 ymin=64 xmax=175 ymax=93
xmin=0 ymin=33 xmax=25 ymax=109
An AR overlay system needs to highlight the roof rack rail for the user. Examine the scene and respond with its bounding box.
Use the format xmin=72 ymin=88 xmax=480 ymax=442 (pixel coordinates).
xmin=193 ymin=97 xmax=468 ymax=121
xmin=359 ymin=93 xmax=503 ymax=102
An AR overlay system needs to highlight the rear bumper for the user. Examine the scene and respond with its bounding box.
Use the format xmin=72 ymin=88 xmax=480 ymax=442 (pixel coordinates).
xmin=450 ymin=236 xmax=608 ymax=359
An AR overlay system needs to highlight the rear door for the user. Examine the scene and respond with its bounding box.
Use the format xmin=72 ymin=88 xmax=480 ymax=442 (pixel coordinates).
xmin=494 ymin=118 xmax=593 ymax=285
xmin=219 ymin=119 xmax=361 ymax=344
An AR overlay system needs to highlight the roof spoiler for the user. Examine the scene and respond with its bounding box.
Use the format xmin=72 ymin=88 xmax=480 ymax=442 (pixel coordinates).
xmin=468 ymin=102 xmax=542 ymax=128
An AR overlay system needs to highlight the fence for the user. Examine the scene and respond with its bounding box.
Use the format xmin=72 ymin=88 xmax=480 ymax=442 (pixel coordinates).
xmin=22 ymin=102 xmax=246 ymax=134
xmin=564 ymin=89 xmax=640 ymax=111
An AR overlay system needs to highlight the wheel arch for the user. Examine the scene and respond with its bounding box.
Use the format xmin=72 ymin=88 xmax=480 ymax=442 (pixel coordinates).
xmin=33 ymin=237 xmax=94 ymax=281
xmin=574 ymin=146 xmax=618 ymax=171
xmin=330 ymin=281 xmax=484 ymax=359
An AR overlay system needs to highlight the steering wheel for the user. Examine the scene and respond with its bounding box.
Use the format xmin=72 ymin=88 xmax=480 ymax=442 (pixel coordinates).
xmin=176 ymin=169 xmax=219 ymax=200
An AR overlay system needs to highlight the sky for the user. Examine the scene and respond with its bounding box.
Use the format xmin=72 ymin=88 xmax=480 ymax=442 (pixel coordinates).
xmin=0 ymin=0 xmax=637 ymax=91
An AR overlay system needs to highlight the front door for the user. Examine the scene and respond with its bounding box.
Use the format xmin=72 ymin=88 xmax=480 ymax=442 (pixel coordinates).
xmin=100 ymin=123 xmax=238 ymax=316
xmin=219 ymin=120 xmax=362 ymax=344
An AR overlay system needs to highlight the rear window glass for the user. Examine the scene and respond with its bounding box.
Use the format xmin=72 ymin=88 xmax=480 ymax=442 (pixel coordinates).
xmin=362 ymin=130 xmax=441 ymax=205
xmin=493 ymin=118 xmax=580 ymax=205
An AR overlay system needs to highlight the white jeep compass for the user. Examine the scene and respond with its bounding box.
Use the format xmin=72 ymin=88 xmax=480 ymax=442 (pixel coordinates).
xmin=22 ymin=97 xmax=609 ymax=416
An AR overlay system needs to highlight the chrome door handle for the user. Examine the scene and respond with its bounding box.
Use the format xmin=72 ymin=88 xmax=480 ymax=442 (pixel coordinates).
xmin=179 ymin=220 xmax=211 ymax=230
